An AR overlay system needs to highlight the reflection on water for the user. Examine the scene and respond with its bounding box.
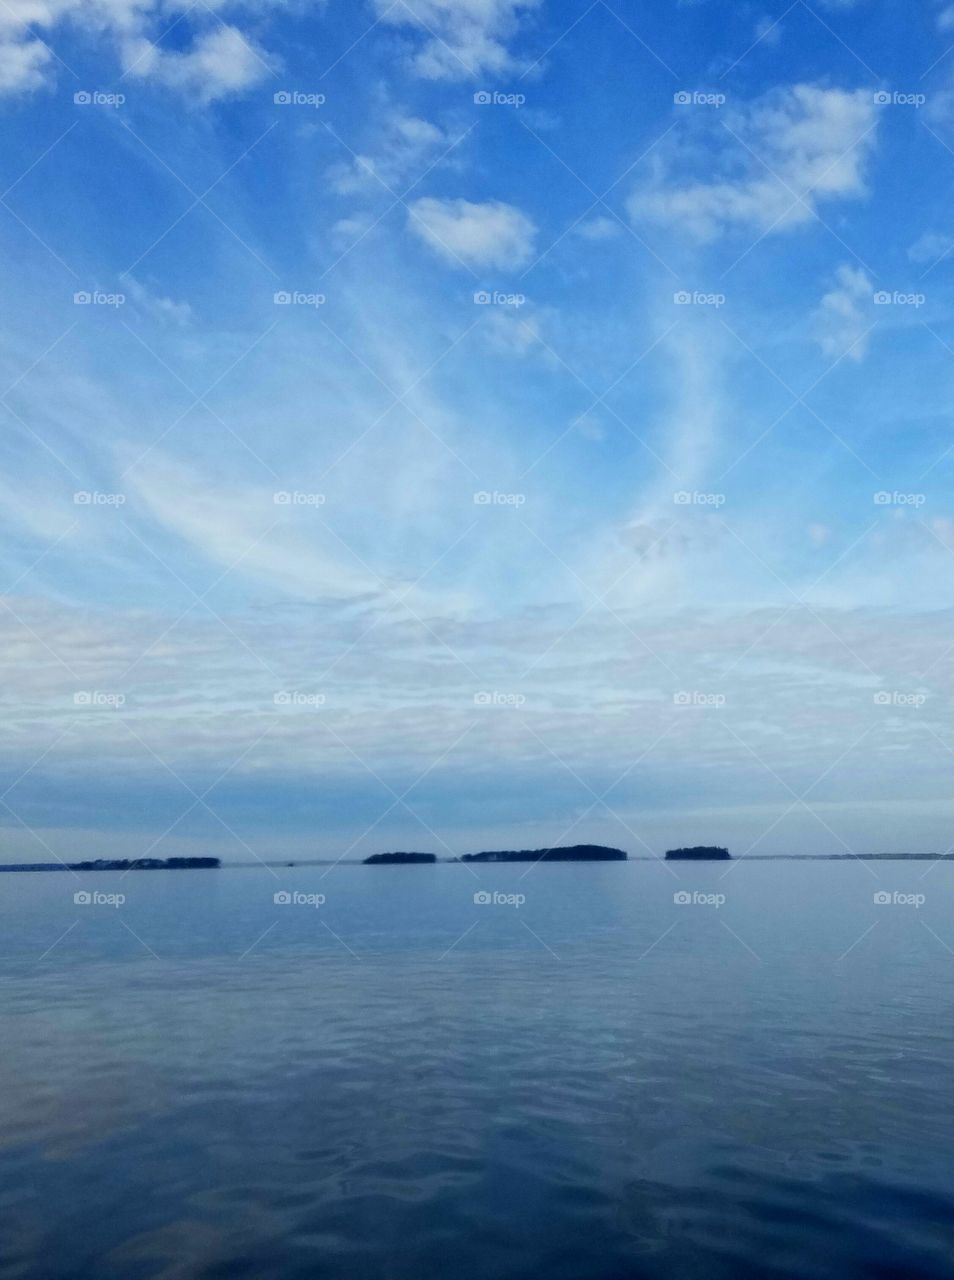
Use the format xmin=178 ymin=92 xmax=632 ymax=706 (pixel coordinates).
xmin=1 ymin=861 xmax=953 ymax=1279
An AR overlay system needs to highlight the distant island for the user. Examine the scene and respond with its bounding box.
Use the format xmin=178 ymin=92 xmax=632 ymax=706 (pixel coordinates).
xmin=461 ymin=844 xmax=627 ymax=863
xmin=0 ymin=857 xmax=220 ymax=872
xmin=9 ymin=847 xmax=954 ymax=873
xmin=665 ymin=846 xmax=731 ymax=861
xmin=364 ymin=852 xmax=437 ymax=864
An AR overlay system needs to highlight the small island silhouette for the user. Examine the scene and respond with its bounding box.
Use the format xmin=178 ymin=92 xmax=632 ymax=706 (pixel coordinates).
xmin=664 ymin=846 xmax=731 ymax=861
xmin=0 ymin=857 xmax=220 ymax=872
xmin=14 ymin=845 xmax=954 ymax=873
xmin=70 ymin=857 xmax=220 ymax=870
xmin=364 ymin=852 xmax=437 ymax=864
xmin=462 ymin=844 xmax=626 ymax=863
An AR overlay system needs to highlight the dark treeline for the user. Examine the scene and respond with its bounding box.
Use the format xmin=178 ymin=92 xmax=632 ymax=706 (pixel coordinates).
xmin=364 ymin=852 xmax=437 ymax=864
xmin=664 ymin=847 xmax=731 ymax=861
xmin=462 ymin=845 xmax=627 ymax=863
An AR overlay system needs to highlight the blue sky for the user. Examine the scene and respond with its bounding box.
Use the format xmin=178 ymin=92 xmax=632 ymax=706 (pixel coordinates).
xmin=2 ymin=0 xmax=954 ymax=863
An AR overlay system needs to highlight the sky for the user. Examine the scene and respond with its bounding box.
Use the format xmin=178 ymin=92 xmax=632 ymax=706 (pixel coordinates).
xmin=1 ymin=0 xmax=954 ymax=863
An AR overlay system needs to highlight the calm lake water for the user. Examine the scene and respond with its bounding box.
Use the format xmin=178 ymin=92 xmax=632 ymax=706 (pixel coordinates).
xmin=1 ymin=860 xmax=953 ymax=1280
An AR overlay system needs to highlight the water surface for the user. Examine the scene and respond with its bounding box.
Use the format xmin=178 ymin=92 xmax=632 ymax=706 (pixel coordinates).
xmin=1 ymin=860 xmax=952 ymax=1279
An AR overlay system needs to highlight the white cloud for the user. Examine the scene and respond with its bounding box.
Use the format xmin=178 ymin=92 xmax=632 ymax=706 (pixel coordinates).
xmin=408 ymin=197 xmax=537 ymax=268
xmin=121 ymin=25 xmax=274 ymax=102
xmin=753 ymin=14 xmax=783 ymax=47
xmin=125 ymin=277 xmax=193 ymax=327
xmin=574 ymin=411 xmax=607 ymax=441
xmin=4 ymin=589 xmax=954 ymax=861
xmin=574 ymin=215 xmax=621 ymax=241
xmin=812 ymin=263 xmax=873 ymax=362
xmin=907 ymin=230 xmax=954 ymax=266
xmin=0 ymin=2 xmax=278 ymax=98
xmin=0 ymin=37 xmax=50 ymax=92
xmin=370 ymin=0 xmax=539 ymax=80
xmin=331 ymin=213 xmax=376 ymax=247
xmin=125 ymin=454 xmax=394 ymax=603
xmin=482 ymin=307 xmax=544 ymax=356
xmin=630 ymin=84 xmax=879 ymax=242
xmin=327 ymin=115 xmax=448 ymax=196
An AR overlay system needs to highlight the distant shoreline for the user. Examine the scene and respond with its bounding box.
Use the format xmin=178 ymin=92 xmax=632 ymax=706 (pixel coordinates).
xmin=1 ymin=852 xmax=951 ymax=872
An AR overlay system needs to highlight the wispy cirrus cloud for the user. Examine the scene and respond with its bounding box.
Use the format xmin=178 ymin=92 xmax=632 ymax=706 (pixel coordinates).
xmin=812 ymin=263 xmax=873 ymax=362
xmin=327 ymin=114 xmax=451 ymax=196
xmin=629 ymin=85 xmax=880 ymax=242
xmin=370 ymin=0 xmax=540 ymax=80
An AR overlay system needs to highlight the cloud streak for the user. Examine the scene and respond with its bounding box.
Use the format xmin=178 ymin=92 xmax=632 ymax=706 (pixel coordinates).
xmin=630 ymin=85 xmax=879 ymax=242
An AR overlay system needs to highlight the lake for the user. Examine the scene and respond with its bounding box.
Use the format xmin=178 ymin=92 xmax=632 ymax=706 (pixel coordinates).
xmin=1 ymin=859 xmax=952 ymax=1279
